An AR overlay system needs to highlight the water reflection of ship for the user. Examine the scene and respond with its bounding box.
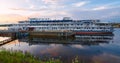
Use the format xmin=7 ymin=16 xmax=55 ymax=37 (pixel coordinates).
xmin=75 ymin=34 xmax=114 ymax=42
xmin=19 ymin=33 xmax=114 ymax=45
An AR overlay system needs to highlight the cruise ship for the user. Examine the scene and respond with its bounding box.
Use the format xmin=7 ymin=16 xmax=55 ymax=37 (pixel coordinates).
xmin=8 ymin=17 xmax=113 ymax=35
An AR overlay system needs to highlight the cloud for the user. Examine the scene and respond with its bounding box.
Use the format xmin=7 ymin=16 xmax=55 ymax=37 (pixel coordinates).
xmin=41 ymin=0 xmax=65 ymax=10
xmin=9 ymin=0 xmax=64 ymax=11
xmin=0 ymin=0 xmax=120 ymax=23
xmin=69 ymin=7 xmax=120 ymax=22
xmin=73 ymin=1 xmax=89 ymax=7
xmin=25 ymin=0 xmax=30 ymax=3
xmin=28 ymin=11 xmax=71 ymax=19
xmin=92 ymin=1 xmax=120 ymax=11
xmin=0 ymin=14 xmax=27 ymax=24
xmin=10 ymin=7 xmax=48 ymax=11
xmin=10 ymin=8 xmax=27 ymax=11
xmin=30 ymin=5 xmax=35 ymax=9
xmin=92 ymin=6 xmax=108 ymax=10
xmin=42 ymin=0 xmax=59 ymax=4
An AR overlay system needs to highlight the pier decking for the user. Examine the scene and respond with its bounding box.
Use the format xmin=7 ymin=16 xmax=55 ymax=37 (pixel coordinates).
xmin=0 ymin=37 xmax=13 ymax=45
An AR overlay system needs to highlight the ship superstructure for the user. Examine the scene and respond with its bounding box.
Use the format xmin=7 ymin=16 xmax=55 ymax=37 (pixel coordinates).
xmin=8 ymin=17 xmax=113 ymax=34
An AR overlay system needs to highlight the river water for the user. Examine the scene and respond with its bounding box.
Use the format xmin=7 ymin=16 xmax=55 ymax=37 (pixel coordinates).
xmin=0 ymin=29 xmax=120 ymax=63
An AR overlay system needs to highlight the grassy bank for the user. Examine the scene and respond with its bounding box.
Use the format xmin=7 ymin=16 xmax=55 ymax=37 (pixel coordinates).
xmin=0 ymin=50 xmax=62 ymax=63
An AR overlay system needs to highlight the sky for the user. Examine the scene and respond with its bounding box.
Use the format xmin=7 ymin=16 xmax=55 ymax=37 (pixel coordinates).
xmin=0 ymin=0 xmax=120 ymax=23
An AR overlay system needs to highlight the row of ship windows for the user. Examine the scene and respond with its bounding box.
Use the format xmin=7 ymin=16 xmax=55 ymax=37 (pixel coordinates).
xmin=35 ymin=27 xmax=111 ymax=29
xmin=35 ymin=29 xmax=111 ymax=32
xmin=12 ymin=24 xmax=109 ymax=26
xmin=13 ymin=24 xmax=88 ymax=26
